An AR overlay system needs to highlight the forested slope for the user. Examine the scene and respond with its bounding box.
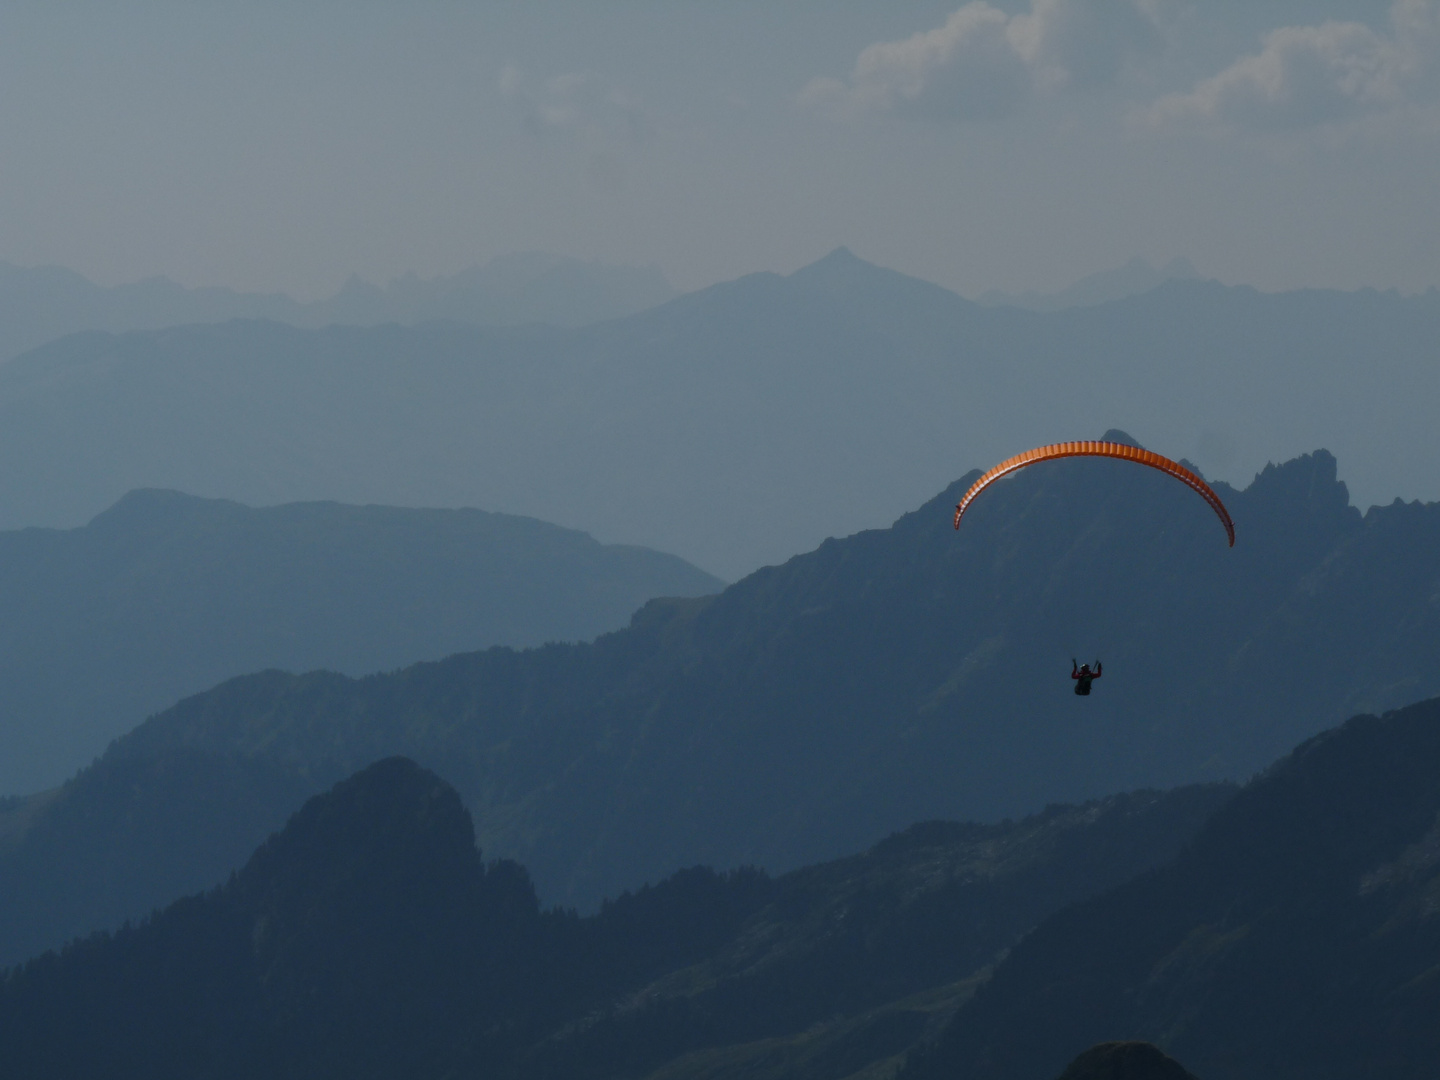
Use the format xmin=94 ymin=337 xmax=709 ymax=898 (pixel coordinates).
xmin=902 ymin=696 xmax=1440 ymax=1080
xmin=0 ymin=758 xmax=1229 ymax=1080
xmin=10 ymin=698 xmax=1440 ymax=1079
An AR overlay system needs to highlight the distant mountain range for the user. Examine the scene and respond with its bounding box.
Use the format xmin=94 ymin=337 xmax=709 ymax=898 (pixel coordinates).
xmin=0 ymin=248 xmax=1435 ymax=577
xmin=0 ymin=755 xmax=1229 ymax=1078
xmin=2 ymin=440 xmax=1436 ymax=964
xmin=0 ymin=489 xmax=719 ymax=795
xmin=974 ymin=256 xmax=1201 ymax=311
xmin=0 ymin=251 xmax=675 ymax=359
xmin=6 ymin=697 xmax=1439 ymax=1079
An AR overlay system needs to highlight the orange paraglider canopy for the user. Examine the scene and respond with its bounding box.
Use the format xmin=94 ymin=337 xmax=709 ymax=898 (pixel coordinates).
xmin=953 ymin=440 xmax=1235 ymax=546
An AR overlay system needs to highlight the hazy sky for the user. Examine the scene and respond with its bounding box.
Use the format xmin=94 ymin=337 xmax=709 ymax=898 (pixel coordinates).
xmin=2 ymin=1 xmax=1437 ymax=299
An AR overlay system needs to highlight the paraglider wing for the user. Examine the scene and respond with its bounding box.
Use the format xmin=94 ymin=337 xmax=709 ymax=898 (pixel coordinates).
xmin=952 ymin=440 xmax=1235 ymax=546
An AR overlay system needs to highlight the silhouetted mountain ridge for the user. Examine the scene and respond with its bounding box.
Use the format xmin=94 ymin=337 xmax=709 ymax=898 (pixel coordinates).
xmin=0 ymin=252 xmax=674 ymax=360
xmin=901 ymin=696 xmax=1440 ymax=1080
xmin=0 ymin=756 xmax=1230 ymax=1079
xmin=977 ymin=257 xmax=1201 ymax=311
xmin=0 ymin=488 xmax=720 ymax=794
xmin=7 ymin=698 xmax=1440 ymax=1078
xmin=0 ymin=759 xmax=545 ymax=1078
xmin=0 ymin=249 xmax=1434 ymax=576
xmin=1 ymin=439 xmax=1437 ymax=966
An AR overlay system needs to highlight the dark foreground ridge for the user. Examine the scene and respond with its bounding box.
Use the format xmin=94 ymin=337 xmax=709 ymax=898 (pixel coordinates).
xmin=1057 ymin=1042 xmax=1198 ymax=1080
xmin=901 ymin=695 xmax=1440 ymax=1080
xmin=7 ymin=697 xmax=1440 ymax=1078
xmin=0 ymin=759 xmax=1230 ymax=1080
xmin=3 ymin=440 xmax=1440 ymax=964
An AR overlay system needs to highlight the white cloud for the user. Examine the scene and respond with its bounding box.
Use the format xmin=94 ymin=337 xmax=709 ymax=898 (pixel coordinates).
xmin=1149 ymin=0 xmax=1439 ymax=132
xmin=800 ymin=0 xmax=1159 ymax=122
xmin=1010 ymin=0 xmax=1163 ymax=91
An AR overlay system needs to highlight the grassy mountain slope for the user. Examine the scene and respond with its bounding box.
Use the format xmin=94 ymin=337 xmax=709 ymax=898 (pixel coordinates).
xmin=1 ymin=441 xmax=1437 ymax=965
xmin=901 ymin=696 xmax=1440 ymax=1080
xmin=0 ymin=489 xmax=720 ymax=794
xmin=0 ymin=757 xmax=1229 ymax=1079
xmin=0 ymin=250 xmax=1435 ymax=577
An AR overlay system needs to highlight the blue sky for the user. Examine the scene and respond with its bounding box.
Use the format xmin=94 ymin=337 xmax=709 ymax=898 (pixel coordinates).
xmin=1 ymin=1 xmax=1436 ymax=299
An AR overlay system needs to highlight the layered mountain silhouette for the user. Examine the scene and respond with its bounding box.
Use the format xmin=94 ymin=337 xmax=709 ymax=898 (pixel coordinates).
xmin=5 ymin=699 xmax=1439 ymax=1079
xmin=901 ymin=696 xmax=1440 ymax=1080
xmin=312 ymin=251 xmax=675 ymax=328
xmin=0 ymin=489 xmax=719 ymax=794
xmin=0 ymin=252 xmax=674 ymax=359
xmin=975 ymin=256 xmax=1201 ymax=311
xmin=0 ymin=756 xmax=1228 ymax=1079
xmin=1 ymin=440 xmax=1437 ymax=965
xmin=0 ymin=248 xmax=1435 ymax=576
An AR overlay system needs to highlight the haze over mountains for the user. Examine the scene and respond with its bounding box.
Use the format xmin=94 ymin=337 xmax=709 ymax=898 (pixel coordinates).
xmin=0 ymin=257 xmax=1435 ymax=1076
xmin=7 ymin=4 xmax=1437 ymax=1074
xmin=3 ymin=437 xmax=1437 ymax=964
xmin=973 ymin=256 xmax=1202 ymax=312
xmin=0 ymin=489 xmax=719 ymax=795
xmin=0 ymin=251 xmax=675 ymax=360
xmin=0 ymin=249 xmax=1435 ymax=578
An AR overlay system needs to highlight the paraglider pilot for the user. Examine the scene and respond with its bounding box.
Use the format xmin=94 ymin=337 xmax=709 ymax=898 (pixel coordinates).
xmin=1071 ymin=659 xmax=1102 ymax=696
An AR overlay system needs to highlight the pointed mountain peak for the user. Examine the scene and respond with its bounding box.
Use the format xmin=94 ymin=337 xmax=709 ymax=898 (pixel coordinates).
xmin=1101 ymin=429 xmax=1144 ymax=448
xmin=785 ymin=246 xmax=875 ymax=284
xmin=782 ymin=247 xmax=973 ymax=312
xmin=1246 ymin=449 xmax=1351 ymax=513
